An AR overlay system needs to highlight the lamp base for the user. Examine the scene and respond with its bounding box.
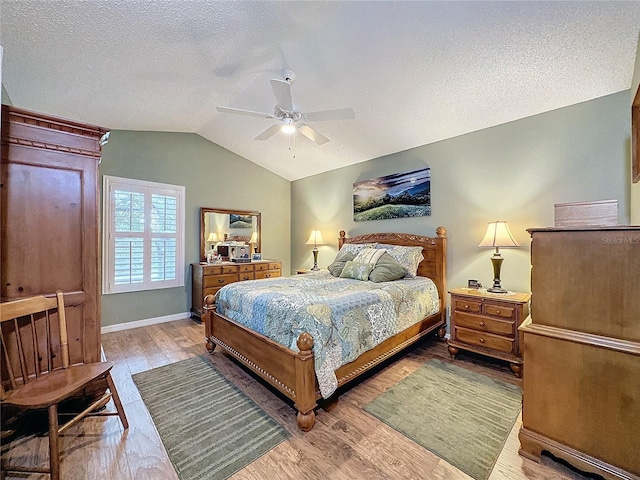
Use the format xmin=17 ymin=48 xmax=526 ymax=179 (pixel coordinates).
xmin=310 ymin=247 xmax=319 ymax=271
xmin=487 ymin=286 xmax=508 ymax=294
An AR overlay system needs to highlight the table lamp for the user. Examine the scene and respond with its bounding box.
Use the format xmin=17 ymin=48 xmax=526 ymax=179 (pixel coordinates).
xmin=305 ymin=230 xmax=326 ymax=270
xmin=478 ymin=221 xmax=520 ymax=293
xmin=249 ymin=231 xmax=258 ymax=253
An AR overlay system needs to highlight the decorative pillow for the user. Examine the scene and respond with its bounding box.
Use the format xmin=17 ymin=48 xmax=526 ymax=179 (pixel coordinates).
xmin=339 ymin=260 xmax=375 ymax=281
xmin=368 ymin=252 xmax=408 ymax=283
xmin=337 ymin=242 xmax=378 ymax=257
xmin=327 ymin=250 xmax=356 ymax=277
xmin=377 ymin=244 xmax=424 ymax=277
xmin=353 ymin=247 xmax=386 ymax=266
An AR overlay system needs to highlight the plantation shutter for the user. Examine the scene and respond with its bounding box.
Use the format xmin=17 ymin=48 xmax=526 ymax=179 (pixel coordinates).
xmin=103 ymin=176 xmax=185 ymax=294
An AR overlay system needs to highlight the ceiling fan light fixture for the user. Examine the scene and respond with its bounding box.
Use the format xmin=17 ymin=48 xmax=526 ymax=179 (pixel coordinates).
xmin=281 ymin=118 xmax=296 ymax=134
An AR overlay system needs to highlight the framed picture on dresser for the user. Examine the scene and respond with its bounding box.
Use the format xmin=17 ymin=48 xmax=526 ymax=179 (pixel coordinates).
xmin=252 ymin=253 xmax=262 ymax=261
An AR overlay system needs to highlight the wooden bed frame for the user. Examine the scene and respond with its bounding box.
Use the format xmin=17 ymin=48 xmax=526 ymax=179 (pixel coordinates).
xmin=203 ymin=228 xmax=447 ymax=431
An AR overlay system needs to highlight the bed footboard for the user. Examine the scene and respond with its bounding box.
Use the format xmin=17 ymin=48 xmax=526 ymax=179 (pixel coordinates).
xmin=203 ymin=295 xmax=318 ymax=431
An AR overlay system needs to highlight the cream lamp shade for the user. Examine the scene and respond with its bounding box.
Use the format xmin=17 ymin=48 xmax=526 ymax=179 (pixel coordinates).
xmin=305 ymin=230 xmax=325 ymax=270
xmin=207 ymin=232 xmax=219 ymax=243
xmin=305 ymin=230 xmax=326 ymax=247
xmin=479 ymin=221 xmax=520 ymax=293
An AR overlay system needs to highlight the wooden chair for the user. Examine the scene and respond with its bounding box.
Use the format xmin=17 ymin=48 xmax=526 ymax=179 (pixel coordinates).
xmin=0 ymin=291 xmax=128 ymax=479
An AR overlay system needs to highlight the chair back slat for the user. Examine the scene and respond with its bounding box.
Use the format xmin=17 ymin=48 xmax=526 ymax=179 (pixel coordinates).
xmin=13 ymin=317 xmax=30 ymax=385
xmin=56 ymin=291 xmax=70 ymax=368
xmin=0 ymin=291 xmax=66 ymax=392
xmin=30 ymin=313 xmax=40 ymax=377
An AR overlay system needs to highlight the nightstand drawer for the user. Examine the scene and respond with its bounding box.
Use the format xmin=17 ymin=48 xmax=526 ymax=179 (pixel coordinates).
xmin=203 ymin=273 xmax=239 ymax=288
xmin=453 ymin=298 xmax=482 ymax=314
xmin=455 ymin=327 xmax=514 ymax=354
xmin=484 ymin=303 xmax=516 ymax=320
xmin=221 ymin=265 xmax=239 ymax=274
xmin=238 ymin=264 xmax=254 ymax=273
xmin=254 ymin=263 xmax=269 ymax=271
xmin=239 ymin=272 xmax=255 ymax=281
xmin=455 ymin=312 xmax=514 ymax=336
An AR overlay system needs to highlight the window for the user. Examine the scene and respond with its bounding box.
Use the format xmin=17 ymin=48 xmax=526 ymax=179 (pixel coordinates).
xmin=103 ymin=176 xmax=185 ymax=294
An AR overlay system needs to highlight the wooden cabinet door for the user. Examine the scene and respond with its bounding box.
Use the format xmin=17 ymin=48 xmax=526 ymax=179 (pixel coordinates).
xmin=1 ymin=105 xmax=105 ymax=364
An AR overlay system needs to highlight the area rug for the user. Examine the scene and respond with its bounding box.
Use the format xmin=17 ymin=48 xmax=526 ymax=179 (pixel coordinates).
xmin=364 ymin=359 xmax=521 ymax=480
xmin=132 ymin=356 xmax=290 ymax=480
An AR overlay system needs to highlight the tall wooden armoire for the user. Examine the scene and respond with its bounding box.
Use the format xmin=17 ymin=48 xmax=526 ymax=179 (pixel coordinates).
xmin=519 ymin=226 xmax=640 ymax=480
xmin=1 ymin=105 xmax=107 ymax=366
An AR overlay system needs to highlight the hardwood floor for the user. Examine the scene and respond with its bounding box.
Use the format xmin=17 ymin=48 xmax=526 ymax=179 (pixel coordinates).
xmin=1 ymin=319 xmax=599 ymax=480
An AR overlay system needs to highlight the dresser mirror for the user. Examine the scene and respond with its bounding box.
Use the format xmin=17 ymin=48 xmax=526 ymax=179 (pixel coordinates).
xmin=200 ymin=207 xmax=261 ymax=262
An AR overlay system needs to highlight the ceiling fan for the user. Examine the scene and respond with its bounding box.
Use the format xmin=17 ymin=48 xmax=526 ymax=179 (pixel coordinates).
xmin=216 ymin=70 xmax=355 ymax=145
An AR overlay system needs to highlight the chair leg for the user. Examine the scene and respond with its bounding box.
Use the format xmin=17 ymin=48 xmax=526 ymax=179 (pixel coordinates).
xmin=106 ymin=372 xmax=129 ymax=429
xmin=48 ymin=404 xmax=60 ymax=480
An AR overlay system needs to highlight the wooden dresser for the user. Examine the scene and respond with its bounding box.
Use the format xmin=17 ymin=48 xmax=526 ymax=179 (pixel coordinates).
xmin=519 ymin=227 xmax=640 ymax=479
xmin=191 ymin=260 xmax=282 ymax=321
xmin=448 ymin=288 xmax=530 ymax=377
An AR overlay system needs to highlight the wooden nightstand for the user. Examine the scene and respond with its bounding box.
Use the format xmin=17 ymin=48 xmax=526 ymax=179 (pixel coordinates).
xmin=448 ymin=288 xmax=530 ymax=377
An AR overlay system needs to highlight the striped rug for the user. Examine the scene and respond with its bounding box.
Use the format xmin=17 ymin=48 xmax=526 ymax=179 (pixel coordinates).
xmin=364 ymin=359 xmax=521 ymax=480
xmin=132 ymin=356 xmax=290 ymax=480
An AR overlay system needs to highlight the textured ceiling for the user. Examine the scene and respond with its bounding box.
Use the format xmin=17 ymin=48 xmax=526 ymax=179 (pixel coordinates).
xmin=2 ymin=1 xmax=640 ymax=181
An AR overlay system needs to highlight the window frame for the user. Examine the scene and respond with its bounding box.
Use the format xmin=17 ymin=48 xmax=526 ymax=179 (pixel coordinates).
xmin=102 ymin=175 xmax=185 ymax=294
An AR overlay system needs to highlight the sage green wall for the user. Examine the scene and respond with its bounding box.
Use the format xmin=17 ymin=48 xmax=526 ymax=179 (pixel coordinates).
xmin=291 ymin=91 xmax=630 ymax=300
xmin=100 ymin=131 xmax=291 ymax=327
xmin=631 ymin=35 xmax=640 ymax=225
xmin=1 ymin=84 xmax=10 ymax=105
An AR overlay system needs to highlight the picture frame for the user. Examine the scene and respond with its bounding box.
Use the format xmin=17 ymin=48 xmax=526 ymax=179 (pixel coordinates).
xmin=252 ymin=253 xmax=262 ymax=261
xmin=353 ymin=167 xmax=431 ymax=221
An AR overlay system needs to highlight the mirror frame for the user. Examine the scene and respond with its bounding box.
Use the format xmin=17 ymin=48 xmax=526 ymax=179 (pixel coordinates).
xmin=633 ymin=84 xmax=640 ymax=183
xmin=199 ymin=207 xmax=261 ymax=262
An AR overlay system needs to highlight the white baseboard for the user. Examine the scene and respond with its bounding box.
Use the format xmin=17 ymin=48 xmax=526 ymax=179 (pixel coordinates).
xmin=101 ymin=311 xmax=191 ymax=334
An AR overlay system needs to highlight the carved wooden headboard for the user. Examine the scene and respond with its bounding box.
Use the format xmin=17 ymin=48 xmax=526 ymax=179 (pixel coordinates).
xmin=338 ymin=228 xmax=447 ymax=310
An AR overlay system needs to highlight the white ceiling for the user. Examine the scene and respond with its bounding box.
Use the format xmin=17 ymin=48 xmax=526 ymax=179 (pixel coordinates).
xmin=2 ymin=1 xmax=640 ymax=181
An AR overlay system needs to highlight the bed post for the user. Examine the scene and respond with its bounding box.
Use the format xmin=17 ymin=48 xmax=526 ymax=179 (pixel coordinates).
xmin=338 ymin=230 xmax=346 ymax=249
xmin=203 ymin=294 xmax=217 ymax=353
xmin=294 ymin=332 xmax=317 ymax=431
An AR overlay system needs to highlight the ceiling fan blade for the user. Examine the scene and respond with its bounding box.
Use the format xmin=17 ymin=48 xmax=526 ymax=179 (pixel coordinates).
xmin=255 ymin=124 xmax=282 ymax=141
xmin=297 ymin=124 xmax=330 ymax=145
xmin=217 ymin=106 xmax=275 ymax=119
xmin=304 ymin=108 xmax=355 ymax=122
xmin=270 ymin=79 xmax=294 ymax=111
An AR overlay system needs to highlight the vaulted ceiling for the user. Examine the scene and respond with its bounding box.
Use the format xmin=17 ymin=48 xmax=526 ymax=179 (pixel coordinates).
xmin=2 ymin=1 xmax=640 ymax=180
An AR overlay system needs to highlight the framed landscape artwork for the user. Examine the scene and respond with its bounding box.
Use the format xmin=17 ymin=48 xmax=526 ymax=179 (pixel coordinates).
xmin=229 ymin=214 xmax=253 ymax=228
xmin=353 ymin=167 xmax=431 ymax=221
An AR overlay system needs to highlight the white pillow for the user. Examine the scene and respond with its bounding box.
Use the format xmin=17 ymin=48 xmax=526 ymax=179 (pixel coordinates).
xmin=353 ymin=247 xmax=386 ymax=266
xmin=376 ymin=244 xmax=424 ymax=277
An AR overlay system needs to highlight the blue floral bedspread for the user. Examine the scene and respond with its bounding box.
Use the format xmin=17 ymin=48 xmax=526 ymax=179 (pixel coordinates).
xmin=215 ymin=270 xmax=440 ymax=398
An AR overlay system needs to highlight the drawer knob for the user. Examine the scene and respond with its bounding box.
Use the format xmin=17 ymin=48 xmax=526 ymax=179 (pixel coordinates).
xmin=464 ymin=304 xmax=469 ymax=309
xmin=479 ymin=321 xmax=485 ymax=327
xmin=218 ymin=279 xmax=225 ymax=284
xmin=496 ymin=310 xmax=501 ymax=315
xmin=479 ymin=338 xmax=485 ymax=343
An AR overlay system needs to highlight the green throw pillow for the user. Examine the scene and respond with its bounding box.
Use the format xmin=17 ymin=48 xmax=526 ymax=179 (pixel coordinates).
xmin=327 ymin=251 xmax=356 ymax=277
xmin=339 ymin=260 xmax=375 ymax=281
xmin=368 ymin=252 xmax=408 ymax=283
